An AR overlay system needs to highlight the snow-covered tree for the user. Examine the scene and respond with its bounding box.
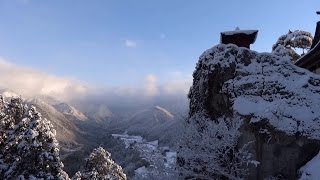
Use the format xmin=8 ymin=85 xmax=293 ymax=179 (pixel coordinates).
xmin=0 ymin=96 xmax=69 ymax=179
xmin=272 ymin=30 xmax=313 ymax=62
xmin=177 ymin=113 xmax=258 ymax=180
xmin=72 ymin=147 xmax=126 ymax=180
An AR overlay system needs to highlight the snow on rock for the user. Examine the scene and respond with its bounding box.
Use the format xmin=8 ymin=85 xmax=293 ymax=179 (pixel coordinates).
xmin=134 ymin=166 xmax=148 ymax=177
xmin=148 ymin=140 xmax=158 ymax=147
xmin=189 ymin=43 xmax=320 ymax=140
xmin=184 ymin=43 xmax=320 ymax=179
xmin=299 ymin=151 xmax=320 ymax=180
xmin=164 ymin=152 xmax=176 ymax=168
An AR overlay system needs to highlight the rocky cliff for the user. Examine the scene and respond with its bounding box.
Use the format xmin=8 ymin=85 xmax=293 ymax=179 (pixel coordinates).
xmin=180 ymin=44 xmax=320 ymax=179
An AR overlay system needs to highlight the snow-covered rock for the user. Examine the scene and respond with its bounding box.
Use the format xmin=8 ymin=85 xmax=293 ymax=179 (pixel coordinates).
xmin=182 ymin=43 xmax=320 ymax=179
xmin=190 ymin=43 xmax=320 ymax=139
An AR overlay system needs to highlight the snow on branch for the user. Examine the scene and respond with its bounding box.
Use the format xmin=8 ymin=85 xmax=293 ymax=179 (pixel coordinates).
xmin=272 ymin=30 xmax=313 ymax=62
xmin=178 ymin=113 xmax=258 ymax=180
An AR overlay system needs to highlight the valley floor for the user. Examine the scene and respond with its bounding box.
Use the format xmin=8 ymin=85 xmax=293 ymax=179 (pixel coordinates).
xmin=112 ymin=133 xmax=177 ymax=179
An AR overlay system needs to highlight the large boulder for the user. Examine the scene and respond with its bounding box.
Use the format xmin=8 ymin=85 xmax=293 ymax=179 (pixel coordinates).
xmin=184 ymin=44 xmax=320 ymax=179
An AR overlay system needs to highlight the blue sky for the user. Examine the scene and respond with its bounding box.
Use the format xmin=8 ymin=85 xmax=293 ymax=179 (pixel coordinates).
xmin=0 ymin=0 xmax=319 ymax=87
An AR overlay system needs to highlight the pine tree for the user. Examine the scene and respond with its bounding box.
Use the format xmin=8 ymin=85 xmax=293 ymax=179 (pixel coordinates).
xmin=177 ymin=113 xmax=258 ymax=180
xmin=272 ymin=30 xmax=313 ymax=62
xmin=72 ymin=147 xmax=126 ymax=180
xmin=0 ymin=96 xmax=69 ymax=179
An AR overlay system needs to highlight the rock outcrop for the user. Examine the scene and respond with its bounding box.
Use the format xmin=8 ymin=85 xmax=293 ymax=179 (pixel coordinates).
xmin=183 ymin=44 xmax=320 ymax=179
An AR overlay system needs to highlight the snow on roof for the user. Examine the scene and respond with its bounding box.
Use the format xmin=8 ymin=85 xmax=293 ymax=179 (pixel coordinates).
xmin=220 ymin=29 xmax=259 ymax=46
xmin=221 ymin=30 xmax=258 ymax=36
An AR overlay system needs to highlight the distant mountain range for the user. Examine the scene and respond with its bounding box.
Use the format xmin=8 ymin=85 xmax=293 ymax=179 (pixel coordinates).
xmin=110 ymin=105 xmax=184 ymax=146
xmin=0 ymin=90 xmax=85 ymax=147
xmin=53 ymin=103 xmax=88 ymax=121
xmin=0 ymin=89 xmax=187 ymax=175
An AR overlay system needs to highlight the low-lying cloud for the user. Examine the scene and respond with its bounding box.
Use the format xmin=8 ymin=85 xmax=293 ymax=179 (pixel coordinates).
xmin=107 ymin=73 xmax=192 ymax=98
xmin=0 ymin=57 xmax=90 ymax=101
xmin=0 ymin=58 xmax=192 ymax=104
xmin=144 ymin=74 xmax=158 ymax=97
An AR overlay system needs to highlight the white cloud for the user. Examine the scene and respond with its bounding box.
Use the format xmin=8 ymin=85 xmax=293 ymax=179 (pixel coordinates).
xmin=144 ymin=74 xmax=158 ymax=96
xmin=142 ymin=72 xmax=191 ymax=97
xmin=163 ymin=78 xmax=191 ymax=95
xmin=104 ymin=72 xmax=191 ymax=98
xmin=160 ymin=33 xmax=166 ymax=39
xmin=0 ymin=57 xmax=192 ymax=104
xmin=0 ymin=57 xmax=91 ymax=102
xmin=162 ymin=72 xmax=192 ymax=95
xmin=124 ymin=39 xmax=137 ymax=48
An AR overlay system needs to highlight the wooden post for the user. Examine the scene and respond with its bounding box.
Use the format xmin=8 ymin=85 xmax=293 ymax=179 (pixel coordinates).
xmin=311 ymin=12 xmax=320 ymax=49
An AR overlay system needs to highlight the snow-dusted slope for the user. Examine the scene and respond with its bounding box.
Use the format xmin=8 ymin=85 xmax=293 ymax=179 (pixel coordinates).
xmin=115 ymin=106 xmax=182 ymax=145
xmin=28 ymin=98 xmax=79 ymax=144
xmin=154 ymin=106 xmax=174 ymax=119
xmin=53 ymin=103 xmax=88 ymax=121
xmin=77 ymin=103 xmax=113 ymax=122
xmin=0 ymin=90 xmax=81 ymax=144
xmin=129 ymin=106 xmax=174 ymax=124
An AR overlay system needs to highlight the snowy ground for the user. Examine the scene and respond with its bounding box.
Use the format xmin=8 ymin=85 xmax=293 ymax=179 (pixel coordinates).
xmin=111 ymin=133 xmax=177 ymax=179
xmin=111 ymin=133 xmax=143 ymax=148
xmin=299 ymin=151 xmax=320 ymax=180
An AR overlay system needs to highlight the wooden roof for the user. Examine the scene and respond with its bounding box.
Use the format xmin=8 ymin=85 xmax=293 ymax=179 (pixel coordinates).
xmin=220 ymin=30 xmax=258 ymax=49
xmin=295 ymin=21 xmax=320 ymax=70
